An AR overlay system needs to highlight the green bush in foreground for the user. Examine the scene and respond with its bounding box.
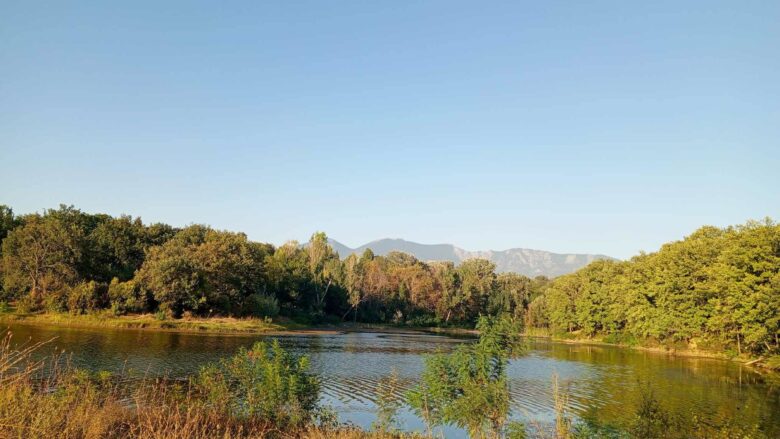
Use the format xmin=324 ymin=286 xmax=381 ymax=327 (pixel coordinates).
xmin=193 ymin=339 xmax=320 ymax=428
xmin=406 ymin=316 xmax=524 ymax=439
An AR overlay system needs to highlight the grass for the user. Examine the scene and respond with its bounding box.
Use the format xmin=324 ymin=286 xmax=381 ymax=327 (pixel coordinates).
xmin=0 ymin=310 xmax=305 ymax=335
xmin=0 ymin=329 xmax=422 ymax=439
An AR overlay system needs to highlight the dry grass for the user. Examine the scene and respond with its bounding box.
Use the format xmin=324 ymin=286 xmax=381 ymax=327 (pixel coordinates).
xmin=0 ymin=312 xmax=298 ymax=335
xmin=0 ymin=331 xmax=416 ymax=439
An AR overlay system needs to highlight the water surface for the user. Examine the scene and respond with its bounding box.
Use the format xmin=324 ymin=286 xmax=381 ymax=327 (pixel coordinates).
xmin=6 ymin=323 xmax=779 ymax=437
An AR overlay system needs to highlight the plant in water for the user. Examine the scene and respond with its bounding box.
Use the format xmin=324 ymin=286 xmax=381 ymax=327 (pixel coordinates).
xmin=407 ymin=315 xmax=522 ymax=439
xmin=629 ymin=387 xmax=673 ymax=439
xmin=372 ymin=368 xmax=403 ymax=433
xmin=193 ymin=339 xmax=320 ymax=428
xmin=553 ymin=373 xmax=572 ymax=439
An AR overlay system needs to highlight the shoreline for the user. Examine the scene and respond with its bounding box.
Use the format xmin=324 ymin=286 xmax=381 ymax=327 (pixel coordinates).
xmin=1 ymin=311 xmax=776 ymax=371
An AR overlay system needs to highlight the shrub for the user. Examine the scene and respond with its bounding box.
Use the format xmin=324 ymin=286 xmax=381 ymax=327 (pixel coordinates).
xmin=66 ymin=281 xmax=106 ymax=314
xmin=630 ymin=388 xmax=673 ymax=439
xmin=372 ymin=369 xmax=402 ymax=433
xmin=404 ymin=314 xmax=441 ymax=328
xmin=765 ymin=355 xmax=780 ymax=371
xmin=14 ymin=294 xmax=40 ymax=314
xmin=193 ymin=340 xmax=320 ymax=427
xmin=107 ymin=278 xmax=145 ymax=315
xmin=602 ymin=332 xmax=638 ymax=346
xmin=241 ymin=293 xmax=279 ymax=318
xmin=406 ymin=315 xmax=521 ymax=438
xmin=43 ymin=290 xmax=68 ymax=313
xmin=0 ymin=301 xmax=8 ymax=314
xmin=154 ymin=309 xmax=167 ymax=321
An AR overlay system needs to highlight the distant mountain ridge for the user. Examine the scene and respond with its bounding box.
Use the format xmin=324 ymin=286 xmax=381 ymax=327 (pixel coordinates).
xmin=328 ymin=238 xmax=614 ymax=278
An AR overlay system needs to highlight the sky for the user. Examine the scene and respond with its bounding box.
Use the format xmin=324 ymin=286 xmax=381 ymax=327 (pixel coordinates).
xmin=1 ymin=1 xmax=778 ymax=259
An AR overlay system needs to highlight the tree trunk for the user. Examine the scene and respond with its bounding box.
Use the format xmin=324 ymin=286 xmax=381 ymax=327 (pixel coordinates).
xmin=737 ymin=332 xmax=742 ymax=356
xmin=341 ymin=304 xmax=355 ymax=321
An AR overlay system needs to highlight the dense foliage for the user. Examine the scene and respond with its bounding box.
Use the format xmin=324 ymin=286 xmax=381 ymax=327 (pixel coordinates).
xmin=0 ymin=205 xmax=546 ymax=326
xmin=538 ymin=219 xmax=780 ymax=357
xmin=407 ymin=316 xmax=523 ymax=438
xmin=1 ymin=204 xmax=778 ymax=360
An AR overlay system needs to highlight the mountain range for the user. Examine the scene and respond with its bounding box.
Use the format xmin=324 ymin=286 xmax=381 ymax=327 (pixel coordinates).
xmin=328 ymin=238 xmax=614 ymax=278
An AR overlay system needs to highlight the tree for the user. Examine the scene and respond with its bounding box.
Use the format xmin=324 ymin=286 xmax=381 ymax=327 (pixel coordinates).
xmin=136 ymin=235 xmax=203 ymax=316
xmin=264 ymin=241 xmax=311 ymax=313
xmin=305 ymin=232 xmax=340 ymax=313
xmin=1 ymin=215 xmax=81 ymax=302
xmin=342 ymin=253 xmax=364 ymax=321
xmin=194 ymin=230 xmax=269 ymax=314
xmin=88 ymin=215 xmax=147 ymax=282
xmin=136 ymin=226 xmax=270 ymax=316
xmin=430 ymin=261 xmax=459 ymax=323
xmin=407 ymin=316 xmax=520 ymax=438
xmin=0 ymin=205 xmax=18 ymax=246
xmin=490 ymin=273 xmax=532 ymax=321
xmin=457 ymin=259 xmax=497 ymax=323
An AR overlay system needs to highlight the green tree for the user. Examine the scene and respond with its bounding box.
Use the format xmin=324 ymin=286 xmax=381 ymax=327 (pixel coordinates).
xmin=0 ymin=205 xmax=19 ymax=246
xmin=88 ymin=215 xmax=147 ymax=282
xmin=1 ymin=215 xmax=81 ymax=303
xmin=194 ymin=340 xmax=320 ymax=427
xmin=305 ymin=232 xmax=340 ymax=314
xmin=136 ymin=235 xmax=203 ymax=316
xmin=490 ymin=273 xmax=532 ymax=321
xmin=407 ymin=316 xmax=520 ymax=438
xmin=264 ymin=241 xmax=311 ymax=314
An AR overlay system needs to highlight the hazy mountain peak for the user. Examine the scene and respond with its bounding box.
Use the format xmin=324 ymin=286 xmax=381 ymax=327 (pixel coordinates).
xmin=328 ymin=238 xmax=614 ymax=278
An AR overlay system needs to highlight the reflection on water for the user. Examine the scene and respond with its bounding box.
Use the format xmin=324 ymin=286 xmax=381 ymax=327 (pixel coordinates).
xmin=5 ymin=323 xmax=780 ymax=438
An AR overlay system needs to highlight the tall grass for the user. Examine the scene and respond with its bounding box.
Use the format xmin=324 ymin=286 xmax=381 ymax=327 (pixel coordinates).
xmin=0 ymin=330 xmax=415 ymax=439
xmin=0 ymin=330 xmax=769 ymax=439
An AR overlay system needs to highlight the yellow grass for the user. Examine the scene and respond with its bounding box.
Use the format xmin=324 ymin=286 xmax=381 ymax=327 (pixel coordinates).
xmin=0 ymin=311 xmax=304 ymax=335
xmin=0 ymin=330 xmax=420 ymax=439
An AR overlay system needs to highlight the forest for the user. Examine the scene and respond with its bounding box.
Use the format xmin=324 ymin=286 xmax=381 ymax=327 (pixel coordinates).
xmin=1 ymin=204 xmax=778 ymax=358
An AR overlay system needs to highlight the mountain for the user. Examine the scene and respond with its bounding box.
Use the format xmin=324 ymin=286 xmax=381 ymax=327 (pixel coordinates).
xmin=328 ymin=238 xmax=614 ymax=277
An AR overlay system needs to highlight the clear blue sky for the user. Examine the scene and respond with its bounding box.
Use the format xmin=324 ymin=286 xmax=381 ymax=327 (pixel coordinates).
xmin=1 ymin=1 xmax=778 ymax=259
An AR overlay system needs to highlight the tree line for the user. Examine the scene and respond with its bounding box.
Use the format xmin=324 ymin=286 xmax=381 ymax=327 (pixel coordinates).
xmin=536 ymin=219 xmax=780 ymax=357
xmin=0 ymin=205 xmax=548 ymax=325
xmin=1 ymin=204 xmax=778 ymax=358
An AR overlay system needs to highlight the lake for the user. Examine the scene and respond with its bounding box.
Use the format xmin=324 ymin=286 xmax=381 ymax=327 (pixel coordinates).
xmin=5 ymin=322 xmax=779 ymax=437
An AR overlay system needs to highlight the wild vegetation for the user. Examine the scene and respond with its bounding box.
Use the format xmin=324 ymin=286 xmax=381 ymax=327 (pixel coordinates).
xmin=538 ymin=219 xmax=780 ymax=360
xmin=0 ymin=204 xmax=547 ymax=327
xmin=1 ymin=319 xmax=767 ymax=439
xmin=1 ymin=204 xmax=779 ymax=364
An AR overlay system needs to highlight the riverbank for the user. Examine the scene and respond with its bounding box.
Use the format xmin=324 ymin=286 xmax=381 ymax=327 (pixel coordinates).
xmin=0 ymin=311 xmax=327 ymax=335
xmin=522 ymin=330 xmax=780 ymax=372
xmin=2 ymin=310 xmax=778 ymax=371
xmin=0 ymin=308 xmax=471 ymax=337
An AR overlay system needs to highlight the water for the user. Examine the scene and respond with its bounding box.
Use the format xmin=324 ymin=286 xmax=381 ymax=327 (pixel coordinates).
xmin=5 ymin=322 xmax=780 ymax=437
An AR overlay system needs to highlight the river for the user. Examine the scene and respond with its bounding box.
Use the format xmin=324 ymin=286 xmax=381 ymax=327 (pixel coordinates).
xmin=5 ymin=322 xmax=779 ymax=437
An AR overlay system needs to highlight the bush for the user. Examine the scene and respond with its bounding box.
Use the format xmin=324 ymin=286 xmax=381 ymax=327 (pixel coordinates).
xmin=43 ymin=291 xmax=68 ymax=313
xmin=15 ymin=295 xmax=40 ymax=314
xmin=107 ymin=278 xmax=145 ymax=315
xmin=630 ymin=388 xmax=673 ymax=439
xmin=765 ymin=355 xmax=780 ymax=371
xmin=404 ymin=314 xmax=441 ymax=328
xmin=406 ymin=316 xmax=520 ymax=438
xmin=0 ymin=301 xmax=9 ymax=314
xmin=154 ymin=309 xmax=167 ymax=321
xmin=602 ymin=332 xmax=638 ymax=346
xmin=193 ymin=340 xmax=320 ymax=427
xmin=241 ymin=293 xmax=279 ymax=318
xmin=66 ymin=281 xmax=106 ymax=315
